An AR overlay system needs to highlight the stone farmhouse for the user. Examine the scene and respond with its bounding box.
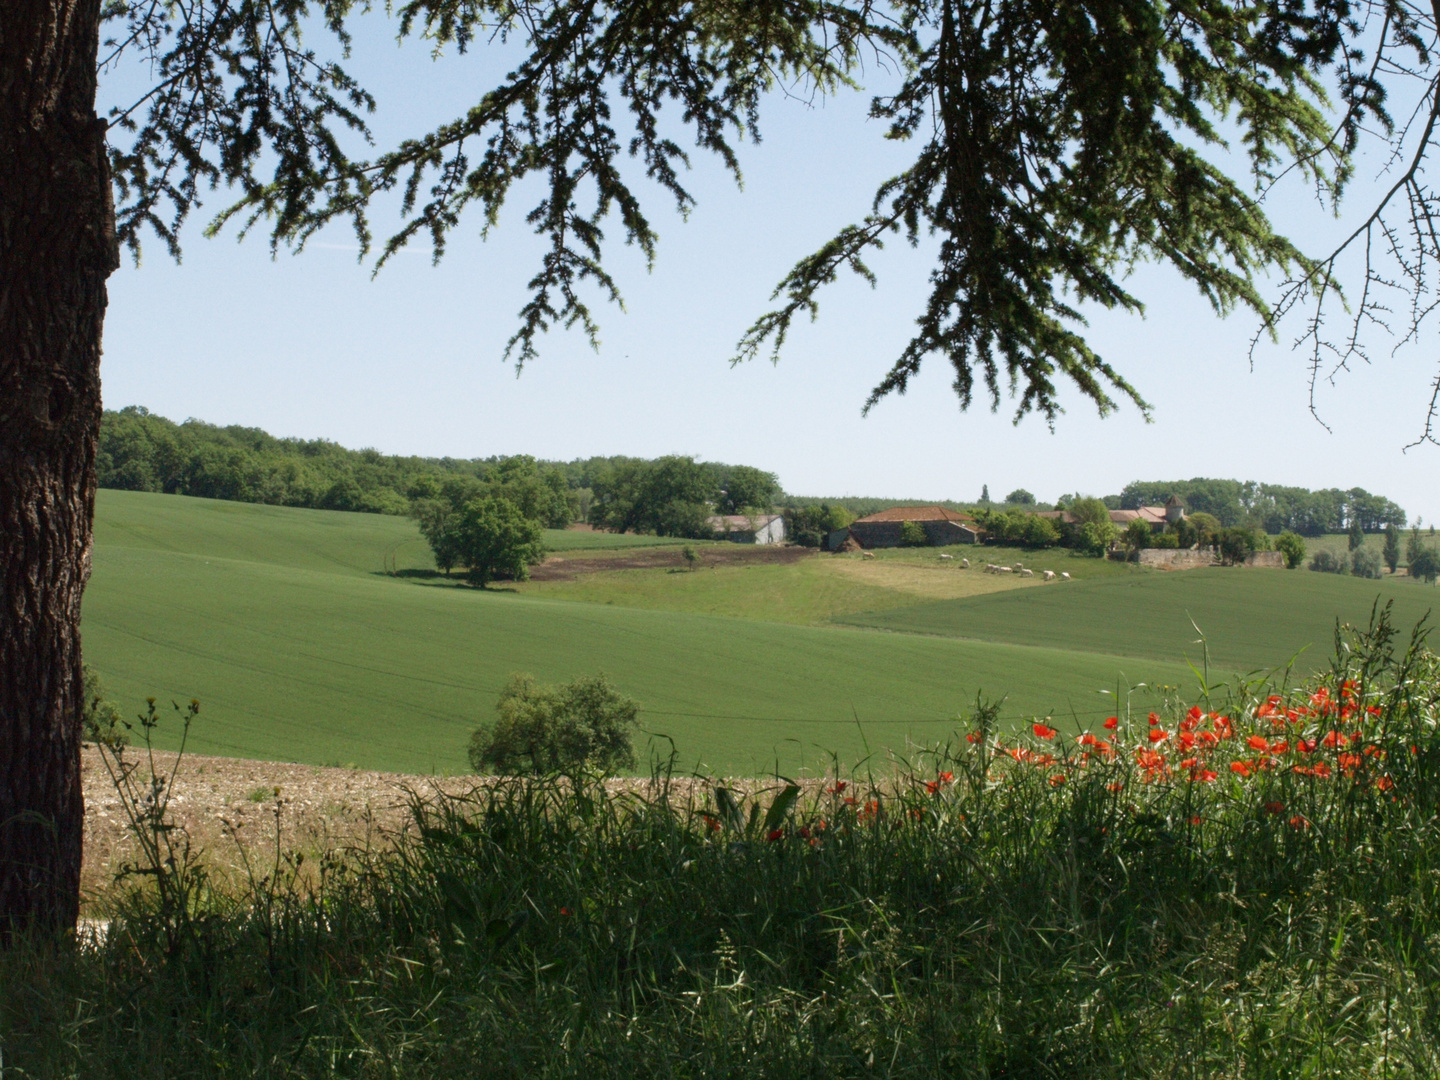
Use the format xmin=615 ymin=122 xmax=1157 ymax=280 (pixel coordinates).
xmin=840 ymin=506 xmax=983 ymax=549
xmin=1039 ymin=495 xmax=1186 ymax=533
xmin=708 ymin=513 xmax=786 ymax=544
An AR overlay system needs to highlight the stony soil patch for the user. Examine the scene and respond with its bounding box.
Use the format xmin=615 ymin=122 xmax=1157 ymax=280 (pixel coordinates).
xmin=79 ymin=747 xmax=799 ymax=905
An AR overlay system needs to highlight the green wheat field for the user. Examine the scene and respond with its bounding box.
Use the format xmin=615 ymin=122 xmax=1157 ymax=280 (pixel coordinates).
xmin=83 ymin=490 xmax=1437 ymax=776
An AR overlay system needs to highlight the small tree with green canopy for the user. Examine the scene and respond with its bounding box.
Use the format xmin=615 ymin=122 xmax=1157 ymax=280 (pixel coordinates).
xmin=1349 ymin=516 xmax=1366 ymax=552
xmin=900 ymin=520 xmax=929 ymax=547
xmin=1076 ymin=521 xmax=1118 ymax=558
xmin=454 ymin=497 xmax=547 ymax=587
xmin=468 ymin=673 xmax=639 ymax=775
xmin=1351 ymin=547 xmax=1383 ymax=580
xmin=1275 ymin=531 xmax=1307 ymax=570
xmin=716 ymin=466 xmax=781 ymax=515
xmin=1005 ymin=489 xmax=1035 ymax=506
xmin=1122 ymin=519 xmax=1152 ymax=559
xmin=1186 ymin=513 xmax=1223 ymax=549
xmin=1021 ymin=514 xmax=1060 ymax=549
xmin=1411 ymin=548 xmax=1440 ymax=585
xmin=1384 ymin=525 xmax=1401 ymax=574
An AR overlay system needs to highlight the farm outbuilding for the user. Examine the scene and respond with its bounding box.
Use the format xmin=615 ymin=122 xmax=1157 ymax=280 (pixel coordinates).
xmin=846 ymin=506 xmax=982 ymax=549
xmin=708 ymin=514 xmax=786 ymax=545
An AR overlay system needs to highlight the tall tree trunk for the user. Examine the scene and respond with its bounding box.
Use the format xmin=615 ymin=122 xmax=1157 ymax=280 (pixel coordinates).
xmin=0 ymin=0 xmax=115 ymax=935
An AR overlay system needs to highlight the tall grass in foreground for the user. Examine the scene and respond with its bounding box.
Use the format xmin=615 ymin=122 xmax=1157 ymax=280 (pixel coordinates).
xmin=5 ymin=607 xmax=1440 ymax=1078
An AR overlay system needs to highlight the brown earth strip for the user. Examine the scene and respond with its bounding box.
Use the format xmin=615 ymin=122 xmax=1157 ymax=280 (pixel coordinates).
xmin=530 ymin=543 xmax=815 ymax=581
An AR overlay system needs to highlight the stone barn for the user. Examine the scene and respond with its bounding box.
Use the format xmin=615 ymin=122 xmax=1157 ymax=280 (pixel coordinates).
xmin=846 ymin=506 xmax=982 ymax=548
xmin=707 ymin=514 xmax=786 ymax=544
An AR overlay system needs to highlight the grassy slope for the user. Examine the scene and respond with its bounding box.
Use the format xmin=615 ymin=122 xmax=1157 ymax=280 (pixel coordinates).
xmin=514 ymin=544 xmax=1131 ymax=624
xmin=87 ymin=492 xmax=1190 ymax=775
xmin=841 ymin=567 xmax=1439 ymax=675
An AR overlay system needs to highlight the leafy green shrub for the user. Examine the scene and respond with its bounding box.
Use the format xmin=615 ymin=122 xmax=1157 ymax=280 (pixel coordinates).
xmin=785 ymin=503 xmax=852 ymax=548
xmin=1216 ymin=526 xmax=1262 ymax=565
xmin=1187 ymin=511 xmax=1222 ymax=546
xmin=1351 ymin=546 xmax=1383 ymax=579
xmin=1309 ymin=549 xmax=1347 ymax=574
xmin=81 ymin=664 xmax=127 ymax=748
xmin=1020 ymin=513 xmax=1060 ymax=548
xmin=1274 ymin=530 xmax=1306 ymax=569
xmin=900 ymin=520 xmax=928 ymax=546
xmin=1076 ymin=519 xmax=1117 ymax=556
xmin=1411 ymin=547 xmax=1440 ymax=584
xmin=1121 ymin=518 xmax=1151 ymax=556
xmin=1149 ymin=531 xmax=1179 ymax=549
xmin=468 ymin=673 xmax=639 ymax=775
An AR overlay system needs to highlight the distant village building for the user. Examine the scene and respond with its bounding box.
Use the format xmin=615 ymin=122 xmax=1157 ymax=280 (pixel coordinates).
xmin=1040 ymin=497 xmax=1186 ymax=534
xmin=845 ymin=506 xmax=982 ymax=549
xmin=708 ymin=514 xmax=786 ymax=545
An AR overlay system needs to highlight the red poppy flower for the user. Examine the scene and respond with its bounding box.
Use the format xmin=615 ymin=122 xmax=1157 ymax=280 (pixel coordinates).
xmin=1247 ymin=735 xmax=1270 ymax=751
xmin=1231 ymin=761 xmax=1251 ymax=777
xmin=1270 ymin=740 xmax=1289 ymax=754
xmin=1195 ymin=769 xmax=1219 ymax=783
xmin=1180 ymin=756 xmax=1198 ymax=769
xmin=925 ymin=780 xmax=939 ymax=794
xmin=1178 ymin=731 xmax=1197 ymax=750
xmin=1322 ymin=730 xmax=1347 ymax=749
xmin=1289 ymin=815 xmax=1310 ymax=829
xmin=1189 ymin=814 xmax=1204 ymax=825
xmin=1148 ymin=712 xmax=1161 ymax=726
xmin=1147 ymin=729 xmax=1168 ymax=743
xmin=829 ymin=781 xmax=848 ymax=794
xmin=1263 ymin=801 xmax=1284 ymax=815
xmin=1297 ymin=738 xmax=1317 ymax=754
xmin=1048 ymin=774 xmax=1066 ymax=786
xmin=1033 ymin=723 xmax=1057 ymax=740
xmin=1106 ymin=781 xmax=1124 ymax=792
xmin=703 ymin=814 xmax=721 ymax=833
xmin=560 ymin=906 xmax=573 ymax=916
xmin=1103 ymin=716 xmax=1119 ymax=730
xmin=938 ymin=771 xmax=954 ymax=784
xmin=1188 ymin=706 xmax=1203 ymax=722
xmin=767 ymin=828 xmax=784 ymax=842
xmin=966 ymin=731 xmax=982 ymax=744
xmin=1376 ymin=775 xmax=1394 ymax=791
xmin=1199 ymin=731 xmax=1219 ymax=746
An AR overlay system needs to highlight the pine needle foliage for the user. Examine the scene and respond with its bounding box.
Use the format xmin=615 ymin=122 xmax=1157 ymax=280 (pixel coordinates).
xmin=100 ymin=0 xmax=1434 ymax=424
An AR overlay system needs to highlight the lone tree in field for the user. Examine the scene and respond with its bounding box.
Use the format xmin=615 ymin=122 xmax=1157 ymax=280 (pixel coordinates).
xmin=9 ymin=0 xmax=1440 ymax=932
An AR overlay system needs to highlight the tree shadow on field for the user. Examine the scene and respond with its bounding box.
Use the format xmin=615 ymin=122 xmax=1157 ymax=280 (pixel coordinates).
xmin=373 ymin=569 xmax=522 ymax=593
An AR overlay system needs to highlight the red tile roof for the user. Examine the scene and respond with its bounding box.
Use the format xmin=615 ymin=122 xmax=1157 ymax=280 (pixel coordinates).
xmin=853 ymin=506 xmax=975 ymax=524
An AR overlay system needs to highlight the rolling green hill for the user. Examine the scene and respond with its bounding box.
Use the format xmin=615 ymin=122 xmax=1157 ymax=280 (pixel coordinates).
xmin=85 ymin=491 xmax=1190 ymax=775
xmin=839 ymin=568 xmax=1438 ymax=674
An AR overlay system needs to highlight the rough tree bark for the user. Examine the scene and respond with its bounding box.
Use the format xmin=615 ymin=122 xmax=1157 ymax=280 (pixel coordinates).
xmin=0 ymin=0 xmax=115 ymax=934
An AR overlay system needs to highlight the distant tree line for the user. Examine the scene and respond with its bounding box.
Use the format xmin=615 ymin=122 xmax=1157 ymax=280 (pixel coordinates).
xmin=102 ymin=411 xmax=1409 ymax=548
xmin=98 ymin=408 xmax=780 ymax=527
xmin=1114 ymin=479 xmax=1406 ymax=536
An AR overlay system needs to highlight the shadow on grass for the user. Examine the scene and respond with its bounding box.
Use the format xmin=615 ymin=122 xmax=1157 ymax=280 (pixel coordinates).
xmin=374 ymin=569 xmax=521 ymax=593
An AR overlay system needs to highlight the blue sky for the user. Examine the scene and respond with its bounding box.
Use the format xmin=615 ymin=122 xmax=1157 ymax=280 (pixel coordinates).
xmin=98 ymin=17 xmax=1440 ymax=520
